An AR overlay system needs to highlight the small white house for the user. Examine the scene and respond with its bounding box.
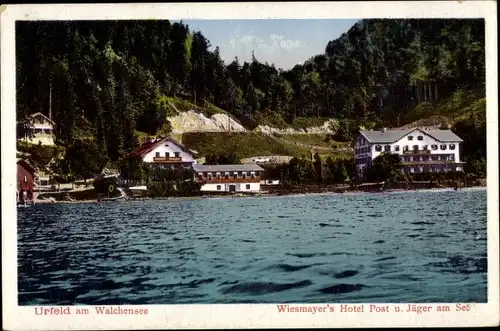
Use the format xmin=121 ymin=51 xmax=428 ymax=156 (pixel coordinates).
xmin=355 ymin=127 xmax=464 ymax=176
xmin=20 ymin=112 xmax=56 ymax=146
xmin=192 ymin=164 xmax=264 ymax=193
xmin=129 ymin=137 xmax=198 ymax=170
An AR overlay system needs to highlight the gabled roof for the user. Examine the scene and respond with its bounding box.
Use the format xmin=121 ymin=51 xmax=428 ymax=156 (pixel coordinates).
xmin=192 ymin=164 xmax=264 ymax=173
xmin=17 ymin=159 xmax=36 ymax=174
xmin=129 ymin=136 xmax=198 ymax=158
xmin=423 ymin=129 xmax=463 ymax=142
xmin=359 ymin=130 xmax=410 ymax=143
xmin=30 ymin=112 xmax=55 ymax=125
xmin=359 ymin=128 xmax=463 ymax=143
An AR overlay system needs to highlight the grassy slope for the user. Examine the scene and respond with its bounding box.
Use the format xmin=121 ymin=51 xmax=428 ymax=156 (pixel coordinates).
xmin=182 ymin=132 xmax=311 ymax=159
xmin=181 ymin=132 xmax=351 ymax=160
xmin=277 ymin=133 xmax=332 ymax=147
xmin=398 ymin=89 xmax=485 ymax=129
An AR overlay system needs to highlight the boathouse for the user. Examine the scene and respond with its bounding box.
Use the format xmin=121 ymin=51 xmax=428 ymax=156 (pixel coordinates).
xmin=17 ymin=160 xmax=36 ymax=203
xmin=192 ymin=164 xmax=264 ymax=193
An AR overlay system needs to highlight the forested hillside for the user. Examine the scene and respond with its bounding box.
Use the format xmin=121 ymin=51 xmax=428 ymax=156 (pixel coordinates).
xmin=16 ymin=19 xmax=485 ymax=165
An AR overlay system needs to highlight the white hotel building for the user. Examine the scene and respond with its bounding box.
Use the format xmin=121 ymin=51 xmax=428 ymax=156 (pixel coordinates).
xmin=354 ymin=128 xmax=464 ymax=176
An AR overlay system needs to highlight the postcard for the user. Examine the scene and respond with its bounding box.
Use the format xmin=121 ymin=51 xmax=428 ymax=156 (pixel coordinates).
xmin=1 ymin=1 xmax=499 ymax=329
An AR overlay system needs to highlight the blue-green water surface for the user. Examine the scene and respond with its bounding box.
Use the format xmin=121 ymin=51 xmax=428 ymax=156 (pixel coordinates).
xmin=18 ymin=188 xmax=487 ymax=305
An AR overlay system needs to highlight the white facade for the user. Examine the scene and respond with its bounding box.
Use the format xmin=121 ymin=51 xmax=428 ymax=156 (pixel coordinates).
xmin=200 ymin=182 xmax=261 ymax=192
xmin=21 ymin=113 xmax=55 ymax=146
xmin=369 ymin=129 xmax=460 ymax=161
xmin=355 ymin=128 xmax=463 ymax=175
xmin=140 ymin=138 xmax=197 ymax=166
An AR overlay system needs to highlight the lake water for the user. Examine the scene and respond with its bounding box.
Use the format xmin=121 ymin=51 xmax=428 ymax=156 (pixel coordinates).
xmin=17 ymin=188 xmax=488 ymax=305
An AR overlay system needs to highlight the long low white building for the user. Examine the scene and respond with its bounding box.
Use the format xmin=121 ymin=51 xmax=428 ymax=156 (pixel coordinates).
xmin=192 ymin=164 xmax=264 ymax=193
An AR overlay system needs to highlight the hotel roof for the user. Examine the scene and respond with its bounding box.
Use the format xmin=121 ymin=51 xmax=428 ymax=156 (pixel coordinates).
xmin=192 ymin=164 xmax=264 ymax=173
xmin=359 ymin=128 xmax=463 ymax=143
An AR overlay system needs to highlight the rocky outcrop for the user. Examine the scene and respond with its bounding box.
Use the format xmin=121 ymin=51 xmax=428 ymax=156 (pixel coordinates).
xmin=168 ymin=110 xmax=247 ymax=134
xmin=254 ymin=119 xmax=337 ymax=135
xmin=167 ymin=108 xmax=337 ymax=136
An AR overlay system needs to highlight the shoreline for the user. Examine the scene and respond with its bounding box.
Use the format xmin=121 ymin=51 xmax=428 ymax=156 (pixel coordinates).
xmin=32 ymin=185 xmax=487 ymax=205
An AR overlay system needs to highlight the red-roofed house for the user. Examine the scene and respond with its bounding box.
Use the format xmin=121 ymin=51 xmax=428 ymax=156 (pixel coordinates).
xmin=129 ymin=137 xmax=198 ymax=170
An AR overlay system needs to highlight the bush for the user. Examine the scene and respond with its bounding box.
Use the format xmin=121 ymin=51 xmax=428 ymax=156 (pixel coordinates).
xmin=147 ymin=180 xmax=201 ymax=197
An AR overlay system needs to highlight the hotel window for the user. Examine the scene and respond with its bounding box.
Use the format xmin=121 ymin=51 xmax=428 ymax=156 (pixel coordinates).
xmin=419 ymin=166 xmax=424 ymax=172
xmin=217 ymin=185 xmax=221 ymax=191
xmin=423 ymin=145 xmax=428 ymax=151
xmin=174 ymin=152 xmax=180 ymax=157
xmin=155 ymin=152 xmax=160 ymax=157
xmin=216 ymin=173 xmax=221 ymax=179
xmin=375 ymin=145 xmax=382 ymax=152
xmin=394 ymin=145 xmax=400 ymax=152
xmin=417 ymin=136 xmax=423 ymax=141
xmin=450 ymin=154 xmax=455 ymax=161
xmin=255 ymin=171 xmax=261 ymax=176
xmin=413 ymin=145 xmax=419 ymax=151
xmin=23 ymin=175 xmax=27 ymax=183
xmin=410 ymin=167 xmax=415 ymax=173
xmin=408 ymin=136 xmax=414 ymax=141
xmin=440 ymin=144 xmax=447 ymax=150
xmin=203 ymin=172 xmax=208 ymax=178
xmin=384 ymin=145 xmax=391 ymax=152
xmin=403 ymin=145 xmax=409 ymax=152
xmin=233 ymin=173 xmax=238 ymax=179
xmin=431 ymin=144 xmax=438 ymax=150
xmin=247 ymin=172 xmax=252 ymax=176
xmin=432 ymin=155 xmax=438 ymax=161
xmin=246 ymin=184 xmax=251 ymax=189
xmin=165 ymin=152 xmax=169 ymax=157
xmin=449 ymin=144 xmax=456 ymax=150
xmin=408 ymin=156 xmax=413 ymax=162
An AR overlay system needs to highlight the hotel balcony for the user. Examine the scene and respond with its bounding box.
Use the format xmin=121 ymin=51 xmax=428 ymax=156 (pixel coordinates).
xmin=153 ymin=156 xmax=183 ymax=163
xmin=197 ymin=177 xmax=261 ymax=184
xmin=401 ymin=160 xmax=464 ymax=165
xmin=402 ymin=149 xmax=431 ymax=155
